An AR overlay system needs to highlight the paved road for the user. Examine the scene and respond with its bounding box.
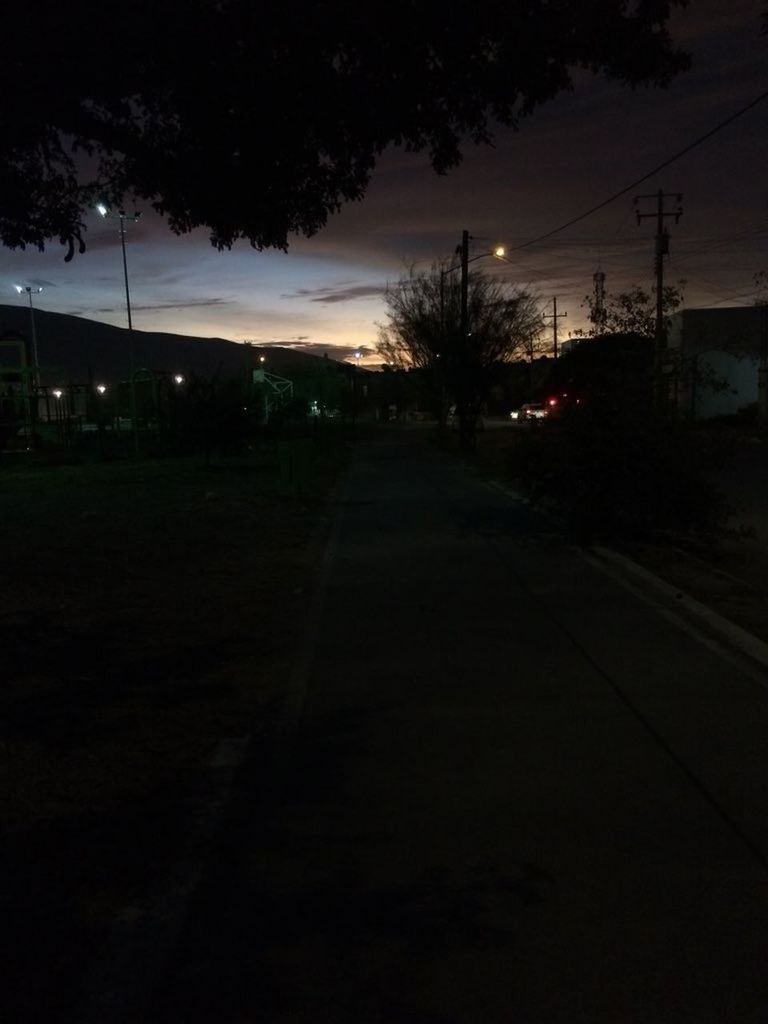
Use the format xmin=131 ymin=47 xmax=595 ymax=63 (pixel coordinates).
xmin=150 ymin=434 xmax=768 ymax=1023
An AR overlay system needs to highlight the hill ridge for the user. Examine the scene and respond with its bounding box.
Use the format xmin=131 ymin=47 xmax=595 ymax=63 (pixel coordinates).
xmin=0 ymin=305 xmax=347 ymax=384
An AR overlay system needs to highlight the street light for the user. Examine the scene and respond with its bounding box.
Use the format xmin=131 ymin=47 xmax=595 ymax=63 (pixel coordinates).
xmin=97 ymin=202 xmax=141 ymax=454
xmin=439 ymin=234 xmax=507 ymax=341
xmin=96 ymin=203 xmax=141 ymax=333
xmin=440 ymin=231 xmax=506 ymax=444
xmin=173 ymin=374 xmax=185 ymax=386
xmin=14 ymin=284 xmax=43 ymax=388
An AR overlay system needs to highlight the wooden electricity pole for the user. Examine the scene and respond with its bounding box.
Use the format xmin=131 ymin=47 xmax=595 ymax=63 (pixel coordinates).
xmin=635 ymin=189 xmax=683 ymax=404
xmin=543 ymin=297 xmax=568 ymax=359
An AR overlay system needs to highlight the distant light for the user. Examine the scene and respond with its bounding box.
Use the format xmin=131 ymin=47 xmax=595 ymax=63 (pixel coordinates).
xmin=494 ymin=246 xmax=506 ymax=258
xmin=354 ymin=351 xmax=361 ymax=360
xmin=96 ymin=203 xmax=109 ymax=217
xmin=14 ymin=285 xmax=23 ymax=294
xmin=173 ymin=374 xmax=185 ymax=385
xmin=548 ymin=398 xmax=557 ymax=406
xmin=53 ymin=389 xmax=63 ymax=399
xmin=96 ymin=384 xmax=107 ymax=395
xmin=259 ymin=356 xmax=266 ymax=364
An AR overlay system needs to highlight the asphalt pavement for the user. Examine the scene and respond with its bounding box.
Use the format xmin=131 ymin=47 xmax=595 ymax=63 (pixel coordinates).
xmin=148 ymin=430 xmax=768 ymax=1024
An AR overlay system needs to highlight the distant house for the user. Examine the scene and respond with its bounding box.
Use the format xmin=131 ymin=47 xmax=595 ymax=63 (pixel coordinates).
xmin=667 ymin=306 xmax=767 ymax=419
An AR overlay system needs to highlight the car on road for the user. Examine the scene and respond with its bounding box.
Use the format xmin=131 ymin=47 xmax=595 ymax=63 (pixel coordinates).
xmin=509 ymin=403 xmax=547 ymax=421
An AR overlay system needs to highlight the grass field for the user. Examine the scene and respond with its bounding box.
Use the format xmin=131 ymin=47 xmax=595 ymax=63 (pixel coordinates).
xmin=1 ymin=438 xmax=346 ymax=1021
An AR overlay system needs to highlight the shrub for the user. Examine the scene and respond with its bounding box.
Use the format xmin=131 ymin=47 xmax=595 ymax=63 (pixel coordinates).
xmin=507 ymin=404 xmax=729 ymax=543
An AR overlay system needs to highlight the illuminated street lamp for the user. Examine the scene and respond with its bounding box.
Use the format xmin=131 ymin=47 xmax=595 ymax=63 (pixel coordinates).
xmin=173 ymin=374 xmax=185 ymax=386
xmin=97 ymin=201 xmax=141 ymax=453
xmin=439 ymin=231 xmax=506 ymax=444
xmin=14 ymin=284 xmax=42 ymax=387
xmin=96 ymin=383 xmax=107 ymax=395
xmin=439 ymin=235 xmax=506 ymax=343
xmin=52 ymin=388 xmax=63 ymax=399
xmin=96 ymin=205 xmax=142 ymax=334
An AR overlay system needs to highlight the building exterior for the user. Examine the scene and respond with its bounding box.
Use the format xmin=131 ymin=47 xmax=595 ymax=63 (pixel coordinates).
xmin=667 ymin=306 xmax=767 ymax=420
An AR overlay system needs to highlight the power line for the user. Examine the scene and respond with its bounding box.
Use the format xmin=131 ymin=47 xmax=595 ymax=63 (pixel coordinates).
xmin=509 ymin=85 xmax=768 ymax=253
xmin=673 ymin=223 xmax=768 ymax=263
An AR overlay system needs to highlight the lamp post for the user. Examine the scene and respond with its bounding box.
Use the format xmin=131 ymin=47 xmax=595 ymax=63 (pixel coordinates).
xmin=440 ymin=232 xmax=505 ymax=443
xmin=14 ymin=284 xmax=42 ymax=388
xmin=440 ymin=235 xmax=506 ymax=345
xmin=97 ymin=202 xmax=142 ymax=454
xmin=95 ymin=383 xmax=108 ymax=456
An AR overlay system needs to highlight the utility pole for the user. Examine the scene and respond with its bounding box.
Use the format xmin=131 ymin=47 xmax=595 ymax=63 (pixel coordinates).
xmin=759 ymin=300 xmax=768 ymax=430
xmin=543 ymin=297 xmax=567 ymax=359
xmin=592 ymin=271 xmax=606 ymax=333
xmin=635 ymin=189 xmax=682 ymax=404
xmin=458 ymin=229 xmax=470 ymax=448
xmin=459 ymin=229 xmax=469 ymax=352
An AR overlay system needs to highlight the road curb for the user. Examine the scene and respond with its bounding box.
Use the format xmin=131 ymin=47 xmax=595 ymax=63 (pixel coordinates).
xmin=483 ymin=475 xmax=768 ymax=677
xmin=586 ymin=543 xmax=768 ymax=677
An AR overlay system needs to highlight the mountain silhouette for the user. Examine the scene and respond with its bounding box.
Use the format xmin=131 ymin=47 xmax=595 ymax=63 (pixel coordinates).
xmin=0 ymin=305 xmax=350 ymax=384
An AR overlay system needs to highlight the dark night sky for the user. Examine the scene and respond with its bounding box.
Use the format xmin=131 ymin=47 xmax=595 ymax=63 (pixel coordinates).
xmin=2 ymin=0 xmax=766 ymax=363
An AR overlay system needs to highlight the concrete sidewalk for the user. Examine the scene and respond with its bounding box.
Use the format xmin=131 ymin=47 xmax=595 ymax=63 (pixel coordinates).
xmin=150 ymin=434 xmax=768 ymax=1023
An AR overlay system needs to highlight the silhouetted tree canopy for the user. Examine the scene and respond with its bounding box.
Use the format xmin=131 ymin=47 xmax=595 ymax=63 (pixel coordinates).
xmin=2 ymin=0 xmax=689 ymax=259
xmin=577 ymin=282 xmax=685 ymax=338
xmin=378 ymin=263 xmax=542 ymax=374
xmin=378 ymin=261 xmax=542 ymax=443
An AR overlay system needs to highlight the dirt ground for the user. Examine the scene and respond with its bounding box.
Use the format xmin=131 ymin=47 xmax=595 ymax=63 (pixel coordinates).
xmin=1 ymin=439 xmax=345 ymax=1022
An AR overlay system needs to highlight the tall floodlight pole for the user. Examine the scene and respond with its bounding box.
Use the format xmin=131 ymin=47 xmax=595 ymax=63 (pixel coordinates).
xmin=14 ymin=284 xmax=42 ymax=386
xmin=97 ymin=203 xmax=142 ymax=453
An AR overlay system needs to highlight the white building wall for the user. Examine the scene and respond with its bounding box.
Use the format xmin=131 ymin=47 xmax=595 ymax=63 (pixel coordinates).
xmin=668 ymin=306 xmax=765 ymax=419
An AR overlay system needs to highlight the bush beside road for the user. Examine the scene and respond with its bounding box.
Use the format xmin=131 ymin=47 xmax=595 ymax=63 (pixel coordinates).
xmin=446 ymin=418 xmax=768 ymax=648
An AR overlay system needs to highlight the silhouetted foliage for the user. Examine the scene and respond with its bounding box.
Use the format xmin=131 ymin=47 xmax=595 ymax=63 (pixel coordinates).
xmin=3 ymin=1 xmax=689 ymax=258
xmin=576 ymin=283 xmax=685 ymax=338
xmin=544 ymin=334 xmax=654 ymax=408
xmin=507 ymin=394 xmax=728 ymax=543
xmin=377 ymin=262 xmax=542 ymax=430
xmin=508 ymin=334 xmax=734 ymax=540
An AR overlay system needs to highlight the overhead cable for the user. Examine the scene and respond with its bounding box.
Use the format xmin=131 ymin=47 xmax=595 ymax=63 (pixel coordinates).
xmin=510 ymin=86 xmax=768 ymax=253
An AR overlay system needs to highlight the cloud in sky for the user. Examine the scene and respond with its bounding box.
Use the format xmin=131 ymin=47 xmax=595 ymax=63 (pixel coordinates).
xmin=130 ymin=298 xmax=234 ymax=312
xmin=0 ymin=1 xmax=765 ymax=348
xmin=283 ymin=283 xmax=387 ymax=304
xmin=281 ymin=340 xmax=377 ymax=362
